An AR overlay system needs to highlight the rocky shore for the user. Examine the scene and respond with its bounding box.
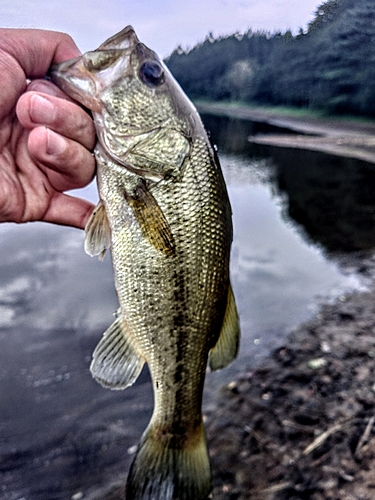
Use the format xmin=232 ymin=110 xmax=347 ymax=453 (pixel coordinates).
xmin=207 ymin=284 xmax=375 ymax=499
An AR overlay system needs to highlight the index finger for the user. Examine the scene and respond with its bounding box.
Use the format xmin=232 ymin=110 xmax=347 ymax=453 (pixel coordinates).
xmin=0 ymin=28 xmax=80 ymax=79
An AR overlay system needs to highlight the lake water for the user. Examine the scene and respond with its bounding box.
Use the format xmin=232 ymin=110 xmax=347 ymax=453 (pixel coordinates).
xmin=1 ymin=113 xmax=374 ymax=499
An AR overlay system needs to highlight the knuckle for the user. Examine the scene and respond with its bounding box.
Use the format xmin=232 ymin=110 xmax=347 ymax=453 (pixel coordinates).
xmin=63 ymin=144 xmax=95 ymax=186
xmin=57 ymin=101 xmax=95 ymax=148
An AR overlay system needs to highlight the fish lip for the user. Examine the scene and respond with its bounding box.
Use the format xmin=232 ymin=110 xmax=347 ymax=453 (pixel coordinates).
xmin=49 ymin=57 xmax=101 ymax=112
xmin=49 ymin=56 xmax=83 ymax=85
xmin=96 ymin=25 xmax=139 ymax=50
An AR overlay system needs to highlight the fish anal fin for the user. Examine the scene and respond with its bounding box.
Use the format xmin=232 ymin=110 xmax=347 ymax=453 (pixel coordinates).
xmin=209 ymin=283 xmax=240 ymax=371
xmin=90 ymin=311 xmax=144 ymax=390
xmin=126 ymin=181 xmax=175 ymax=257
xmin=84 ymin=200 xmax=111 ymax=260
xmin=126 ymin=419 xmax=211 ymax=500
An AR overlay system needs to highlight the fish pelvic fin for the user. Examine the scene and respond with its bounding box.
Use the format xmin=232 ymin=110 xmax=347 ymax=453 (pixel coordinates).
xmin=126 ymin=419 xmax=212 ymax=500
xmin=125 ymin=180 xmax=176 ymax=257
xmin=84 ymin=200 xmax=111 ymax=260
xmin=90 ymin=312 xmax=144 ymax=389
xmin=209 ymin=282 xmax=240 ymax=371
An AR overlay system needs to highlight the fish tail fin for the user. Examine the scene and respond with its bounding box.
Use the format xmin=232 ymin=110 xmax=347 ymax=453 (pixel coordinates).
xmin=126 ymin=419 xmax=212 ymax=500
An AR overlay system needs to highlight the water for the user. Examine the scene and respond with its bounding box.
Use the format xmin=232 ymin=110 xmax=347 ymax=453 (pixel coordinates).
xmin=1 ymin=113 xmax=374 ymax=498
xmin=203 ymin=113 xmax=370 ymax=371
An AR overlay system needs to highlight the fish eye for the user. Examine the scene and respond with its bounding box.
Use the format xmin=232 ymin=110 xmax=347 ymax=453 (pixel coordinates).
xmin=139 ymin=61 xmax=165 ymax=87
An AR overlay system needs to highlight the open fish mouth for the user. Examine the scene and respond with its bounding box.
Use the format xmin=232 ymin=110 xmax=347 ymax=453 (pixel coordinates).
xmin=50 ymin=26 xmax=140 ymax=112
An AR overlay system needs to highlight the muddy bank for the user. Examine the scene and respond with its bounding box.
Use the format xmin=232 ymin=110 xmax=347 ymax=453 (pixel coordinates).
xmin=197 ymin=102 xmax=375 ymax=164
xmin=205 ymin=254 xmax=375 ymax=500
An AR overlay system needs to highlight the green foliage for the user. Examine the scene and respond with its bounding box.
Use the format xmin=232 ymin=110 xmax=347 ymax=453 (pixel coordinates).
xmin=306 ymin=0 xmax=341 ymax=34
xmin=166 ymin=0 xmax=375 ymax=117
xmin=167 ymin=31 xmax=285 ymax=101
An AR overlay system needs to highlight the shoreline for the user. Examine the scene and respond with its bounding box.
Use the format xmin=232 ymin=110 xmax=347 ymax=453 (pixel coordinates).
xmin=197 ymin=102 xmax=375 ymax=164
xmin=206 ymin=284 xmax=375 ymax=499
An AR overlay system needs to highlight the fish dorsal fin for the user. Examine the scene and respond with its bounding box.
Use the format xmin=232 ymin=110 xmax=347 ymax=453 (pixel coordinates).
xmin=90 ymin=311 xmax=145 ymax=389
xmin=126 ymin=180 xmax=176 ymax=256
xmin=209 ymin=283 xmax=240 ymax=371
xmin=84 ymin=201 xmax=111 ymax=260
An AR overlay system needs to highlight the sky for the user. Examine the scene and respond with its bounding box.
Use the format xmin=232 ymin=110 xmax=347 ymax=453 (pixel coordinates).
xmin=1 ymin=0 xmax=323 ymax=57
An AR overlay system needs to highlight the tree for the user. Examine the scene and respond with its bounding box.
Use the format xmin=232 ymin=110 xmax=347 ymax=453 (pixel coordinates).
xmin=166 ymin=0 xmax=375 ymax=117
xmin=307 ymin=0 xmax=341 ymax=34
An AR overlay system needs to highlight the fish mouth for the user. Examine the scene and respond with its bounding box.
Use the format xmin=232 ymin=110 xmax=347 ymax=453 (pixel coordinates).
xmin=49 ymin=26 xmax=140 ymax=112
xmin=50 ymin=55 xmax=102 ymax=112
xmin=95 ymin=25 xmax=139 ymax=51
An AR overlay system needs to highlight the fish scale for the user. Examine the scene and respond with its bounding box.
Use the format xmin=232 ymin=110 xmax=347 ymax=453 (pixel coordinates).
xmin=51 ymin=25 xmax=240 ymax=500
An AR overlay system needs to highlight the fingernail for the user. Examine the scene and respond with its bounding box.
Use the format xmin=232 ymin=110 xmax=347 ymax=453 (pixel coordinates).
xmin=46 ymin=129 xmax=67 ymax=156
xmin=30 ymin=94 xmax=56 ymax=124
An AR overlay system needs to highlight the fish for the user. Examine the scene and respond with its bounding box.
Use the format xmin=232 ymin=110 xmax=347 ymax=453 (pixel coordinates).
xmin=50 ymin=26 xmax=240 ymax=500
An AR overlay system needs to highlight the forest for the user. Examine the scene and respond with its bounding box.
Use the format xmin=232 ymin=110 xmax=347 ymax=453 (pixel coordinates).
xmin=166 ymin=0 xmax=375 ymax=117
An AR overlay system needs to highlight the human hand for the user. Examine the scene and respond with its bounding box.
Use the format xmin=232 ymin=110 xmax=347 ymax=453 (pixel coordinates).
xmin=0 ymin=29 xmax=96 ymax=229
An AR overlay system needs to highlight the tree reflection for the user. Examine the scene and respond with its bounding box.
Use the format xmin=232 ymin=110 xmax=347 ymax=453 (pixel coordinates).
xmin=203 ymin=113 xmax=375 ymax=254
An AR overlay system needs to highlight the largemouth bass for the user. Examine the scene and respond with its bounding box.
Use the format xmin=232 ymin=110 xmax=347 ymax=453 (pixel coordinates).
xmin=51 ymin=26 xmax=240 ymax=500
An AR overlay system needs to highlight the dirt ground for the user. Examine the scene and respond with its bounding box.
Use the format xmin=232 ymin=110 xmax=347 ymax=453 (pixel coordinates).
xmin=98 ymin=258 xmax=375 ymax=500
xmin=207 ymin=284 xmax=375 ymax=499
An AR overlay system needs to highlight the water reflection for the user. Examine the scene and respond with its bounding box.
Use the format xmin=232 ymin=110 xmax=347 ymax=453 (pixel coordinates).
xmin=0 ymin=113 xmax=373 ymax=499
xmin=203 ymin=113 xmax=375 ymax=253
xmin=272 ymin=147 xmax=375 ymax=252
xmin=202 ymin=113 xmax=369 ymax=368
xmin=0 ymin=223 xmax=117 ymax=331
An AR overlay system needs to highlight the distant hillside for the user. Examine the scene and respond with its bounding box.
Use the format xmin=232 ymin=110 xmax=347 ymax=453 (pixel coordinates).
xmin=166 ymin=0 xmax=375 ymax=117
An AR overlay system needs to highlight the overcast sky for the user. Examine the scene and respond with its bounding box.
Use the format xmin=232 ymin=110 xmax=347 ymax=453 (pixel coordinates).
xmin=2 ymin=0 xmax=323 ymax=57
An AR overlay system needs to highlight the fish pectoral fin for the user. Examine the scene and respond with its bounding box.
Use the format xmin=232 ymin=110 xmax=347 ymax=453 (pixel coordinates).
xmin=84 ymin=200 xmax=111 ymax=260
xmin=90 ymin=312 xmax=145 ymax=390
xmin=209 ymin=283 xmax=240 ymax=371
xmin=126 ymin=180 xmax=176 ymax=256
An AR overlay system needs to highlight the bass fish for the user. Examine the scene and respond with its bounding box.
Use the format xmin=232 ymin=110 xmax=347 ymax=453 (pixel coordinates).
xmin=51 ymin=26 xmax=240 ymax=500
